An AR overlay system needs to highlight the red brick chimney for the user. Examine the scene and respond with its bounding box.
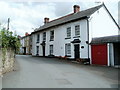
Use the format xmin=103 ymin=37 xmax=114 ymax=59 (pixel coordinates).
xmin=44 ymin=17 xmax=49 ymax=24
xmin=25 ymin=32 xmax=29 ymax=36
xmin=73 ymin=5 xmax=80 ymax=13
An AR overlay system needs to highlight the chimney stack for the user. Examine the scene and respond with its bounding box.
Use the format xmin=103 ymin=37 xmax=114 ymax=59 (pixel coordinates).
xmin=44 ymin=17 xmax=49 ymax=24
xmin=25 ymin=32 xmax=29 ymax=36
xmin=73 ymin=5 xmax=80 ymax=13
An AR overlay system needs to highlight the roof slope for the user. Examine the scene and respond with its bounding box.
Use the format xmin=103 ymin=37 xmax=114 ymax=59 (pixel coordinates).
xmin=32 ymin=4 xmax=103 ymax=34
xmin=91 ymin=35 xmax=120 ymax=44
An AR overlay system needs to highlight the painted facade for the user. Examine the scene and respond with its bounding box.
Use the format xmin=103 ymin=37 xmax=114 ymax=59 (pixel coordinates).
xmin=31 ymin=4 xmax=119 ymax=64
xmin=20 ymin=33 xmax=32 ymax=55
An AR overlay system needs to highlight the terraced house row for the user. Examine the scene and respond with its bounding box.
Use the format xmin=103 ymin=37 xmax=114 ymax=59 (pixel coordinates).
xmin=20 ymin=3 xmax=120 ymax=67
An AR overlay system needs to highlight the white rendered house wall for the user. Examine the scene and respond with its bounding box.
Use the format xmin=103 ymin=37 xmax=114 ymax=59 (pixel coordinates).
xmin=32 ymin=19 xmax=89 ymax=59
xmin=89 ymin=6 xmax=119 ymax=43
xmin=88 ymin=6 xmax=119 ymax=63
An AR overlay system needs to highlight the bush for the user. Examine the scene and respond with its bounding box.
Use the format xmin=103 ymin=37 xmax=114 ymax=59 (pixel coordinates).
xmin=0 ymin=28 xmax=21 ymax=53
xmin=0 ymin=28 xmax=21 ymax=68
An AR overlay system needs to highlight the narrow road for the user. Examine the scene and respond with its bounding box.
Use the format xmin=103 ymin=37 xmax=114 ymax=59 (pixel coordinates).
xmin=2 ymin=55 xmax=119 ymax=88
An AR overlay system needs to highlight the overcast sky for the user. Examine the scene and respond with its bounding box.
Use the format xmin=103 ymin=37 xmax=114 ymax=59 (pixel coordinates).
xmin=0 ymin=0 xmax=119 ymax=36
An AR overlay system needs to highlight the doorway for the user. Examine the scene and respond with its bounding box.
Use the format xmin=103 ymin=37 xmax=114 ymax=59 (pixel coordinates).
xmin=74 ymin=44 xmax=80 ymax=59
xmin=42 ymin=46 xmax=45 ymax=57
xmin=114 ymin=43 xmax=120 ymax=65
xmin=23 ymin=47 xmax=26 ymax=55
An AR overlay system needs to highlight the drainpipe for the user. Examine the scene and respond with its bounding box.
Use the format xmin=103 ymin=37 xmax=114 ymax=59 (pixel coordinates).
xmin=87 ymin=17 xmax=90 ymax=62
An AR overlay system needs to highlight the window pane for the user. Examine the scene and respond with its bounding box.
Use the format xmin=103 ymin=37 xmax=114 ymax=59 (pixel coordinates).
xmin=50 ymin=30 xmax=54 ymax=41
xmin=37 ymin=34 xmax=40 ymax=43
xmin=50 ymin=45 xmax=53 ymax=55
xmin=43 ymin=32 xmax=46 ymax=41
xmin=67 ymin=27 xmax=71 ymax=38
xmin=65 ymin=43 xmax=71 ymax=55
xmin=75 ymin=25 xmax=80 ymax=36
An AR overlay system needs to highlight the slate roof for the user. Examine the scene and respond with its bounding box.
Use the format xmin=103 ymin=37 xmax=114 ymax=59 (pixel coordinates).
xmin=32 ymin=4 xmax=103 ymax=34
xmin=91 ymin=35 xmax=120 ymax=44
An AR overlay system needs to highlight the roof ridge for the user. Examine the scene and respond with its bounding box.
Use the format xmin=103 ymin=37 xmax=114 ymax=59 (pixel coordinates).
xmin=49 ymin=13 xmax=74 ymax=23
xmin=49 ymin=4 xmax=103 ymax=23
xmin=32 ymin=4 xmax=103 ymax=34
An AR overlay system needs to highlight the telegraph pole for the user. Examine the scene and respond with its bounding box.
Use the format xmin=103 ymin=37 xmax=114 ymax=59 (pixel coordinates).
xmin=7 ymin=18 xmax=10 ymax=30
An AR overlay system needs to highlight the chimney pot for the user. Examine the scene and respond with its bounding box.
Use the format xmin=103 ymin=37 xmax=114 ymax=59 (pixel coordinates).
xmin=44 ymin=17 xmax=49 ymax=24
xmin=73 ymin=5 xmax=80 ymax=13
xmin=25 ymin=32 xmax=29 ymax=36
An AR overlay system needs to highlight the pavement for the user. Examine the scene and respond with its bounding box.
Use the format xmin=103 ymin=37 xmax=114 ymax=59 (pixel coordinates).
xmin=2 ymin=55 xmax=119 ymax=88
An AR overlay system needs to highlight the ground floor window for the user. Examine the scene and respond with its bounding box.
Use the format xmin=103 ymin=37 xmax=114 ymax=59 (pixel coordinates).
xmin=50 ymin=45 xmax=53 ymax=55
xmin=65 ymin=43 xmax=71 ymax=56
xmin=36 ymin=46 xmax=39 ymax=55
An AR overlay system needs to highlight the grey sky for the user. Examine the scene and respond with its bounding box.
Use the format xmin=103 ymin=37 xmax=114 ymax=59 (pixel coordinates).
xmin=0 ymin=0 xmax=119 ymax=36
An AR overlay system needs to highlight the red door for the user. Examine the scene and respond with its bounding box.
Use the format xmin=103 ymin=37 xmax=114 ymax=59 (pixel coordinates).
xmin=91 ymin=44 xmax=108 ymax=65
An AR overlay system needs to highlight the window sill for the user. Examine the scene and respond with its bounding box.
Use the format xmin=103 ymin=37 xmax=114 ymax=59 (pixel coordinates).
xmin=36 ymin=42 xmax=39 ymax=43
xmin=50 ymin=40 xmax=54 ymax=41
xmin=65 ymin=37 xmax=71 ymax=39
xmin=65 ymin=55 xmax=71 ymax=57
xmin=42 ymin=40 xmax=46 ymax=42
xmin=73 ymin=36 xmax=80 ymax=38
xmin=48 ymin=54 xmax=54 ymax=57
xmin=36 ymin=54 xmax=39 ymax=56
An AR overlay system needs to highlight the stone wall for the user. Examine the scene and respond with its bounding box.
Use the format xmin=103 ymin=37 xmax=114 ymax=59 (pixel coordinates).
xmin=0 ymin=48 xmax=15 ymax=76
xmin=0 ymin=50 xmax=2 ymax=76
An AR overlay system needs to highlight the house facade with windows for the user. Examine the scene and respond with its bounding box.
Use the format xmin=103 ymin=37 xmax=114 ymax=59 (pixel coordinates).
xmin=20 ymin=32 xmax=32 ymax=55
xmin=31 ymin=4 xmax=119 ymax=63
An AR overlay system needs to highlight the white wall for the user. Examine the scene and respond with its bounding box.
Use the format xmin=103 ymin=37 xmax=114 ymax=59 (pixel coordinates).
xmin=108 ymin=43 xmax=114 ymax=66
xmin=32 ymin=19 xmax=89 ymax=59
xmin=32 ymin=34 xmax=36 ymax=56
xmin=119 ymin=1 xmax=120 ymax=34
xmin=20 ymin=38 xmax=25 ymax=54
xmin=89 ymin=6 xmax=119 ymax=43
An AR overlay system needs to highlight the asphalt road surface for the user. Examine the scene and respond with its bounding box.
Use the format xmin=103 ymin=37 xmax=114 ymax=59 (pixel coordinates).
xmin=2 ymin=55 xmax=119 ymax=88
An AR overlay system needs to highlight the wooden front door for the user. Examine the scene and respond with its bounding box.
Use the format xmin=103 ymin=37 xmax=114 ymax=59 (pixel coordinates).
xmin=74 ymin=44 xmax=80 ymax=59
xmin=42 ymin=46 xmax=45 ymax=57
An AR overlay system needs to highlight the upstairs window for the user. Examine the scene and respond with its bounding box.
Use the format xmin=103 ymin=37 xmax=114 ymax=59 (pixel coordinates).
xmin=36 ymin=34 xmax=40 ymax=43
xmin=65 ymin=43 xmax=71 ymax=55
xmin=66 ymin=27 xmax=71 ymax=38
xmin=49 ymin=45 xmax=53 ymax=55
xmin=75 ymin=25 xmax=80 ymax=36
xmin=50 ymin=30 xmax=54 ymax=41
xmin=43 ymin=32 xmax=46 ymax=41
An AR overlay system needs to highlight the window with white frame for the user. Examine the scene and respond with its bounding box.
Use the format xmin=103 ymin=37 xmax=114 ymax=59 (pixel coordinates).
xmin=50 ymin=45 xmax=53 ymax=55
xmin=43 ymin=32 xmax=46 ymax=41
xmin=65 ymin=43 xmax=71 ymax=55
xmin=50 ymin=30 xmax=54 ymax=41
xmin=36 ymin=46 xmax=39 ymax=55
xmin=36 ymin=34 xmax=40 ymax=43
xmin=66 ymin=27 xmax=71 ymax=38
xmin=75 ymin=25 xmax=80 ymax=36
